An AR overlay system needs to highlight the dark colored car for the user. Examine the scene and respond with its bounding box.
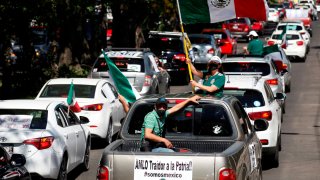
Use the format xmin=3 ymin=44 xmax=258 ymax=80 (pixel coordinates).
xmin=222 ymin=17 xmax=252 ymax=41
xmin=202 ymin=28 xmax=237 ymax=55
xmin=146 ymin=31 xmax=189 ymax=85
xmin=0 ymin=146 xmax=30 ymax=179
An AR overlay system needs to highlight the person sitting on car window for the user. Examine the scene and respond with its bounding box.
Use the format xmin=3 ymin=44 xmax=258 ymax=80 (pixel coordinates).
xmin=243 ymin=30 xmax=264 ymax=55
xmin=187 ymin=56 xmax=226 ymax=98
xmin=140 ymin=95 xmax=200 ymax=152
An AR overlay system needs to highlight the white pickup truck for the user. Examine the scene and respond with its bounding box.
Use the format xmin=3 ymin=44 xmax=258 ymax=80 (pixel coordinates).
xmin=97 ymin=94 xmax=269 ymax=180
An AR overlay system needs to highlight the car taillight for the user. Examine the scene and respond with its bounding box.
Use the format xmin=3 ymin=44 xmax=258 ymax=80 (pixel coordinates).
xmin=222 ymin=24 xmax=227 ymax=29
xmin=296 ymin=41 xmax=304 ymax=46
xmin=23 ymin=136 xmax=54 ymax=150
xmin=207 ymin=48 xmax=215 ymax=54
xmin=260 ymin=139 xmax=269 ymax=145
xmin=283 ymin=63 xmax=288 ymax=69
xmin=173 ymin=54 xmax=186 ymax=61
xmin=97 ymin=165 xmax=109 ymax=180
xmin=267 ymin=41 xmax=275 ymax=46
xmin=81 ymin=104 xmax=103 ymax=111
xmin=143 ymin=75 xmax=152 ymax=86
xmin=244 ymin=25 xmax=249 ymax=32
xmin=219 ymin=168 xmax=236 ymax=180
xmin=266 ymin=78 xmax=278 ymax=85
xmin=248 ymin=111 xmax=272 ymax=121
xmin=300 ymin=32 xmax=306 ymax=35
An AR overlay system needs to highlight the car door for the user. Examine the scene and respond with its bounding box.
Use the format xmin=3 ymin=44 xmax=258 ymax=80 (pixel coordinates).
xmin=63 ymin=107 xmax=87 ymax=165
xmin=59 ymin=106 xmax=86 ymax=167
xmin=55 ymin=106 xmax=78 ymax=170
xmin=265 ymin=83 xmax=282 ymax=125
xmin=101 ymin=82 xmax=119 ymax=131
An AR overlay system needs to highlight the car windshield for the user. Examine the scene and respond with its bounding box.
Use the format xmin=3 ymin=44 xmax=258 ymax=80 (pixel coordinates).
xmin=222 ymin=62 xmax=270 ymax=76
xmin=0 ymin=109 xmax=48 ymax=129
xmin=94 ymin=57 xmax=145 ymax=72
xmin=147 ymin=35 xmax=183 ymax=55
xmin=128 ymin=103 xmax=233 ymax=137
xmin=40 ymin=84 xmax=96 ymax=98
xmin=223 ymin=89 xmax=265 ymax=108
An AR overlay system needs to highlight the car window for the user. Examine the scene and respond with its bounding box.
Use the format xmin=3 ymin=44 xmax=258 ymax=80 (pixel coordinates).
xmin=223 ymin=89 xmax=265 ymax=108
xmin=147 ymin=35 xmax=183 ymax=55
xmin=264 ymin=83 xmax=275 ymax=103
xmin=148 ymin=55 xmax=160 ymax=73
xmin=40 ymin=84 xmax=96 ymax=98
xmin=127 ymin=102 xmax=233 ymax=137
xmin=233 ymin=102 xmax=252 ymax=134
xmin=55 ymin=108 xmax=67 ymax=127
xmin=222 ymin=62 xmax=271 ymax=76
xmin=60 ymin=106 xmax=79 ymax=126
xmin=0 ymin=109 xmax=48 ymax=129
xmin=106 ymin=82 xmax=119 ymax=100
xmin=0 ymin=147 xmax=10 ymax=167
xmin=206 ymin=32 xmax=227 ymax=40
xmin=94 ymin=57 xmax=145 ymax=72
xmin=286 ymin=34 xmax=301 ymax=40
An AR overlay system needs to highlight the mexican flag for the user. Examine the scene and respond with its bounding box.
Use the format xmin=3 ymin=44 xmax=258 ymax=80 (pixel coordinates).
xmin=178 ymin=0 xmax=269 ymax=24
xmin=67 ymin=81 xmax=81 ymax=113
xmin=102 ymin=50 xmax=137 ymax=103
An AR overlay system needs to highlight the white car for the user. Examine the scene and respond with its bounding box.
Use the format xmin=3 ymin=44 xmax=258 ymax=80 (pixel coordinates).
xmin=265 ymin=46 xmax=292 ymax=92
xmin=268 ymin=8 xmax=280 ymax=22
xmin=0 ymin=100 xmax=91 ymax=179
xmin=224 ymin=76 xmax=284 ymax=167
xmin=275 ymin=21 xmax=311 ymax=50
xmin=35 ymin=78 xmax=126 ymax=144
xmin=267 ymin=30 xmax=307 ymax=61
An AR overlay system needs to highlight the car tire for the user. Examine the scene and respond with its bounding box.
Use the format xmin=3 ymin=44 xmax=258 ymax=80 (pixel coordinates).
xmin=106 ymin=120 xmax=113 ymax=145
xmin=278 ymin=134 xmax=282 ymax=152
xmin=81 ymin=140 xmax=91 ymax=171
xmin=270 ymin=146 xmax=279 ymax=168
xmin=57 ymin=155 xmax=68 ymax=180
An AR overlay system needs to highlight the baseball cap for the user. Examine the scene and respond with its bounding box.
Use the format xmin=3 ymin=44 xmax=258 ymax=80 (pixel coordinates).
xmin=208 ymin=56 xmax=222 ymax=64
xmin=248 ymin=30 xmax=258 ymax=37
xmin=155 ymin=97 xmax=168 ymax=107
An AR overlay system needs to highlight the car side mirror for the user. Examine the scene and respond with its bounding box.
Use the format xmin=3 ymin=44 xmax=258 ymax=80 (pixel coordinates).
xmin=10 ymin=154 xmax=26 ymax=167
xmin=79 ymin=116 xmax=90 ymax=124
xmin=275 ymin=92 xmax=286 ymax=101
xmin=281 ymin=69 xmax=288 ymax=75
xmin=253 ymin=119 xmax=269 ymax=131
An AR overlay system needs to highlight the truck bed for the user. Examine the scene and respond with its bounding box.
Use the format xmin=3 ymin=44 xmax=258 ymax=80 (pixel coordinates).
xmin=114 ymin=140 xmax=234 ymax=153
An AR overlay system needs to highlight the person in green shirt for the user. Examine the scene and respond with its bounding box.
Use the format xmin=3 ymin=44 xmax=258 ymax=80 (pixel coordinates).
xmin=187 ymin=56 xmax=226 ymax=98
xmin=140 ymin=95 xmax=200 ymax=152
xmin=244 ymin=30 xmax=264 ymax=55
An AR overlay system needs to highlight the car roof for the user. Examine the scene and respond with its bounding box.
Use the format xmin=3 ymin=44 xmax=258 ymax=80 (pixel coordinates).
xmin=98 ymin=50 xmax=146 ymax=58
xmin=0 ymin=100 xmax=60 ymax=110
xmin=45 ymin=78 xmax=109 ymax=86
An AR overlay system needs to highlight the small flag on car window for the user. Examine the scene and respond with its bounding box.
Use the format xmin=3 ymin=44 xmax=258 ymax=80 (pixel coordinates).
xmin=67 ymin=80 xmax=81 ymax=113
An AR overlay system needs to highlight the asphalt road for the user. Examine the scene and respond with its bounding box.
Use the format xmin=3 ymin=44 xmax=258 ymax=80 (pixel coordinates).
xmin=74 ymin=21 xmax=320 ymax=180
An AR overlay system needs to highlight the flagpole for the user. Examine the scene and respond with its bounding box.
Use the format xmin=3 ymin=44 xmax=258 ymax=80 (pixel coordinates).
xmin=176 ymin=0 xmax=195 ymax=93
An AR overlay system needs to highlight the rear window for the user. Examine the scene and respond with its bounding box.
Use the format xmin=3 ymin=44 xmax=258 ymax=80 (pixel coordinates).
xmin=272 ymin=34 xmax=300 ymax=40
xmin=0 ymin=109 xmax=48 ymax=129
xmin=147 ymin=36 xmax=183 ymax=55
xmin=189 ymin=36 xmax=211 ymax=44
xmin=128 ymin=103 xmax=233 ymax=137
xmin=277 ymin=25 xmax=303 ymax=31
xmin=222 ymin=62 xmax=270 ymax=76
xmin=94 ymin=57 xmax=145 ymax=72
xmin=203 ymin=32 xmax=227 ymax=40
xmin=40 ymin=84 xmax=96 ymax=98
xmin=226 ymin=18 xmax=246 ymax=24
xmin=223 ymin=89 xmax=265 ymax=108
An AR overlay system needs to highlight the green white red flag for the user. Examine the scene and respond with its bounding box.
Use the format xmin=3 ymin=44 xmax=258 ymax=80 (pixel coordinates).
xmin=178 ymin=0 xmax=269 ymax=24
xmin=67 ymin=80 xmax=81 ymax=113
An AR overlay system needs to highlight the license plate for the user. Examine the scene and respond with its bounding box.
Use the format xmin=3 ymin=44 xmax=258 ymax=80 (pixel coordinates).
xmin=233 ymin=25 xmax=238 ymax=29
xmin=3 ymin=146 xmax=13 ymax=156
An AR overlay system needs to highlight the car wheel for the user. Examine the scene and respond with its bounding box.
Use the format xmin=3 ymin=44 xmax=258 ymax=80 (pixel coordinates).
xmin=81 ymin=140 xmax=91 ymax=171
xmin=57 ymin=155 xmax=68 ymax=180
xmin=106 ymin=120 xmax=113 ymax=145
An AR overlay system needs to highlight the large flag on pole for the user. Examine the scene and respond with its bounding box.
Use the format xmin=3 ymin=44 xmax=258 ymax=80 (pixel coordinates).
xmin=178 ymin=0 xmax=268 ymax=24
xmin=101 ymin=50 xmax=137 ymax=103
xmin=67 ymin=80 xmax=81 ymax=113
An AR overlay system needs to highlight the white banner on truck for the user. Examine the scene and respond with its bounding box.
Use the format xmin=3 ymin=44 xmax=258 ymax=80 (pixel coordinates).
xmin=134 ymin=156 xmax=193 ymax=180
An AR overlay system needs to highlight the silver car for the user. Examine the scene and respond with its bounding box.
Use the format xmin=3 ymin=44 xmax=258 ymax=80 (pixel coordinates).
xmin=89 ymin=49 xmax=170 ymax=96
xmin=189 ymin=34 xmax=221 ymax=70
